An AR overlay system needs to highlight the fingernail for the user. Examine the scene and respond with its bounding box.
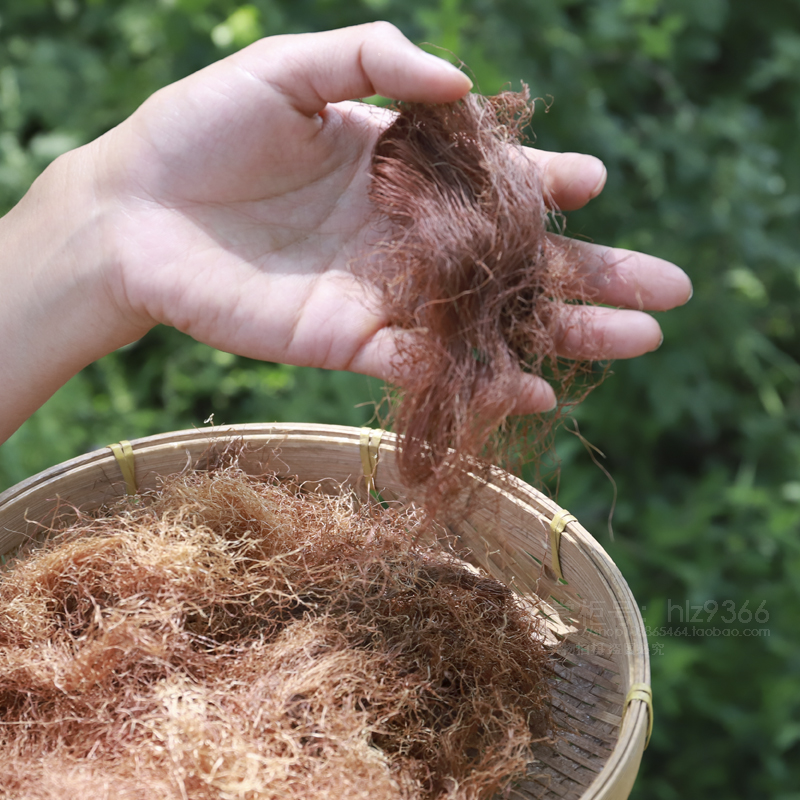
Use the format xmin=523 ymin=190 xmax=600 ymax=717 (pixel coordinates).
xmin=589 ymin=159 xmax=607 ymax=199
xmin=655 ymin=331 xmax=665 ymax=351
xmin=541 ymin=387 xmax=558 ymax=413
xmin=422 ymin=51 xmax=472 ymax=89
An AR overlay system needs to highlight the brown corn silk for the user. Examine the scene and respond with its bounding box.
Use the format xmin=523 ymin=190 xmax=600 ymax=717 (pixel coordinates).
xmin=0 ymin=467 xmax=551 ymax=800
xmin=364 ymin=89 xmax=596 ymax=514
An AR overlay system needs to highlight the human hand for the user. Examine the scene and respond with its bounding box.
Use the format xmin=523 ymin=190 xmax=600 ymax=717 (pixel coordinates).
xmin=0 ymin=22 xmax=691 ymax=444
xmin=90 ymin=22 xmax=690 ymax=412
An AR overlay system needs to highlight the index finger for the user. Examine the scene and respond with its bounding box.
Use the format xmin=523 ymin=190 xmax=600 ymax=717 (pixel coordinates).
xmin=522 ymin=148 xmax=609 ymax=212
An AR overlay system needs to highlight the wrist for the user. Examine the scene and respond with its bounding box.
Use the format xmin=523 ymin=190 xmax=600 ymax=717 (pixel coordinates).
xmin=0 ymin=145 xmax=153 ymax=444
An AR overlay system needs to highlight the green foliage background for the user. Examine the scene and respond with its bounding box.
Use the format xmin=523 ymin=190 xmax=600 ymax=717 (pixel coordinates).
xmin=2 ymin=0 xmax=799 ymax=797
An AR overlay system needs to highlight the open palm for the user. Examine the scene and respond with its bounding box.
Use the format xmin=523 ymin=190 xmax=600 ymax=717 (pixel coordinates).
xmin=95 ymin=22 xmax=691 ymax=412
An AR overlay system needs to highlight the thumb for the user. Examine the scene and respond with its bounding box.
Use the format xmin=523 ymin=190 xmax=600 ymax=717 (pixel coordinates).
xmin=235 ymin=22 xmax=473 ymax=116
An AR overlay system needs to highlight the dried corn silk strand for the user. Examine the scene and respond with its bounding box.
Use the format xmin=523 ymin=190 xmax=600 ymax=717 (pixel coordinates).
xmin=0 ymin=467 xmax=552 ymax=800
xmin=362 ymin=89 xmax=599 ymax=515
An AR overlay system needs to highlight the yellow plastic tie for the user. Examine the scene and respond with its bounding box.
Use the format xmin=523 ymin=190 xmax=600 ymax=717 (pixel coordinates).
xmin=108 ymin=440 xmax=137 ymax=496
xmin=623 ymin=682 xmax=654 ymax=749
xmin=549 ymin=509 xmax=576 ymax=581
xmin=359 ymin=428 xmax=383 ymax=494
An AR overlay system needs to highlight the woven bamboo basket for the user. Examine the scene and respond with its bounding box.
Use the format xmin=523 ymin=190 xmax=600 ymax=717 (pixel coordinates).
xmin=0 ymin=423 xmax=651 ymax=799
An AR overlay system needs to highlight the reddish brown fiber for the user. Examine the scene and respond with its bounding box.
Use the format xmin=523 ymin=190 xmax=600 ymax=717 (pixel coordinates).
xmin=0 ymin=467 xmax=552 ymax=800
xmin=363 ymin=88 xmax=597 ymax=514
